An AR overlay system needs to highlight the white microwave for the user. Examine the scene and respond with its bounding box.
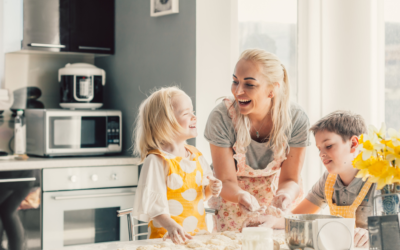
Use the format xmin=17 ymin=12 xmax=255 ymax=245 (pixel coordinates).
xmin=26 ymin=109 xmax=122 ymax=157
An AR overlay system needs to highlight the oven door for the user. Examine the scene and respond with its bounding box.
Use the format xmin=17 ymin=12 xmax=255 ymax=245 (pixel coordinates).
xmin=42 ymin=187 xmax=135 ymax=250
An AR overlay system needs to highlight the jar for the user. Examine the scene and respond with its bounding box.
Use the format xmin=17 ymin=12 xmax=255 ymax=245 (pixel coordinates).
xmin=242 ymin=227 xmax=273 ymax=250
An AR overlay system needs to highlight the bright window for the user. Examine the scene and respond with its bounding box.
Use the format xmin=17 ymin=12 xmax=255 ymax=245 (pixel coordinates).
xmin=385 ymin=0 xmax=400 ymax=129
xmin=238 ymin=0 xmax=298 ymax=101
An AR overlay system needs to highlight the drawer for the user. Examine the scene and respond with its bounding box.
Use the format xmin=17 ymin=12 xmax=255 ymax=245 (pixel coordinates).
xmin=43 ymin=165 xmax=138 ymax=191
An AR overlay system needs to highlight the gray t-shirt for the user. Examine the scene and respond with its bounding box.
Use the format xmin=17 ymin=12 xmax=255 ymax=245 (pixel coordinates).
xmin=306 ymin=171 xmax=378 ymax=229
xmin=204 ymin=100 xmax=311 ymax=170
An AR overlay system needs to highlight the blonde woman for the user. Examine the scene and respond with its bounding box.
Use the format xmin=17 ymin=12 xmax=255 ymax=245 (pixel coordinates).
xmin=132 ymin=87 xmax=222 ymax=243
xmin=205 ymin=49 xmax=310 ymax=232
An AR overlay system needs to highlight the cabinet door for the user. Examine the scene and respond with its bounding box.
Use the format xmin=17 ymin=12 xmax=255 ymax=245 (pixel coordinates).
xmin=22 ymin=0 xmax=69 ymax=52
xmin=69 ymin=0 xmax=115 ymax=54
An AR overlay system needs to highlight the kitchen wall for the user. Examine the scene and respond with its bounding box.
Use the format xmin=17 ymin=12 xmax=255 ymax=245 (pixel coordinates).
xmin=95 ymin=0 xmax=196 ymax=154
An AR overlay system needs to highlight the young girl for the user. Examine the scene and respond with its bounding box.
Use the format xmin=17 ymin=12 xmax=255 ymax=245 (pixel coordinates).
xmin=132 ymin=87 xmax=222 ymax=244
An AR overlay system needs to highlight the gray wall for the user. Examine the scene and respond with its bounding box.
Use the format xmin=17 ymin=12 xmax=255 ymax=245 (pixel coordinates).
xmin=95 ymin=0 xmax=196 ymax=154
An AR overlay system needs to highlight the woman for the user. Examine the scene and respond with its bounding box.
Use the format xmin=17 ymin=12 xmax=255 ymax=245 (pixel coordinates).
xmin=204 ymin=49 xmax=310 ymax=232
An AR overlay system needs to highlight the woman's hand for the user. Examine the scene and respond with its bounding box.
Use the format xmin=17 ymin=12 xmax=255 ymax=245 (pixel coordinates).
xmin=272 ymin=193 xmax=293 ymax=212
xmin=207 ymin=176 xmax=222 ymax=197
xmin=354 ymin=227 xmax=369 ymax=248
xmin=237 ymin=191 xmax=260 ymax=212
xmin=154 ymin=214 xmax=192 ymax=244
xmin=241 ymin=205 xmax=284 ymax=229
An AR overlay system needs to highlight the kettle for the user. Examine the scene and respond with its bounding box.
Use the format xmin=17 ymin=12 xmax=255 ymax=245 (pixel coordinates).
xmin=58 ymin=63 xmax=105 ymax=110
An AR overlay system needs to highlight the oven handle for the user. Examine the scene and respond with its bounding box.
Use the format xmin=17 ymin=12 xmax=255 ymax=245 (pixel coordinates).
xmin=0 ymin=177 xmax=36 ymax=183
xmin=53 ymin=192 xmax=135 ymax=200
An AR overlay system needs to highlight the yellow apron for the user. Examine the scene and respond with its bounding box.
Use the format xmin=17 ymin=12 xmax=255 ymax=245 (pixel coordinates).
xmin=325 ymin=174 xmax=373 ymax=219
xmin=147 ymin=145 xmax=208 ymax=238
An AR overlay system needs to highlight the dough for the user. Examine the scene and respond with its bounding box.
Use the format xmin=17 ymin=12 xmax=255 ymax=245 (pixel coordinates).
xmin=223 ymin=246 xmax=241 ymax=250
xmin=185 ymin=239 xmax=206 ymax=248
xmin=136 ymin=246 xmax=159 ymax=250
xmin=205 ymin=245 xmax=224 ymax=250
xmin=206 ymin=239 xmax=225 ymax=246
xmin=155 ymin=242 xmax=175 ymax=248
xmin=220 ymin=231 xmax=238 ymax=240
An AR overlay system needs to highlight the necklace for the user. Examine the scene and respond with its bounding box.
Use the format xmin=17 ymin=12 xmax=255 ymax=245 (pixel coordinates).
xmin=252 ymin=114 xmax=268 ymax=139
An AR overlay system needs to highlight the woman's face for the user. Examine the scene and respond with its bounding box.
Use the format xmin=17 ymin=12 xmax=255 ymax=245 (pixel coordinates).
xmin=231 ymin=59 xmax=273 ymax=116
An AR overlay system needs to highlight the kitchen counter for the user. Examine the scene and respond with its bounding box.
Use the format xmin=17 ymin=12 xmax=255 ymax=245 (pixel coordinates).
xmin=0 ymin=155 xmax=140 ymax=171
xmin=56 ymin=230 xmax=366 ymax=250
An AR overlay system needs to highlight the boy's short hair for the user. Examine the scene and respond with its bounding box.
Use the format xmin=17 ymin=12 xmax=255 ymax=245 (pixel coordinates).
xmin=310 ymin=110 xmax=367 ymax=141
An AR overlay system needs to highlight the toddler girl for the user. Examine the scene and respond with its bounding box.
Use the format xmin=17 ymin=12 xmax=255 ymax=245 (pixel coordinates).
xmin=132 ymin=87 xmax=222 ymax=244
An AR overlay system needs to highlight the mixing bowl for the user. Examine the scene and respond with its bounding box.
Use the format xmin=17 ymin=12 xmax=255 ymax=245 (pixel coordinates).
xmin=284 ymin=214 xmax=341 ymax=249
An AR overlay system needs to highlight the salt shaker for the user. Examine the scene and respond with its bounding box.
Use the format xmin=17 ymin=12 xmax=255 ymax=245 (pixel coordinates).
xmin=242 ymin=227 xmax=273 ymax=250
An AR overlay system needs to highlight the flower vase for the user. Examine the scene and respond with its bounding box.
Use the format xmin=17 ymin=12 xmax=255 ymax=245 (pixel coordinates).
xmin=380 ymin=183 xmax=400 ymax=215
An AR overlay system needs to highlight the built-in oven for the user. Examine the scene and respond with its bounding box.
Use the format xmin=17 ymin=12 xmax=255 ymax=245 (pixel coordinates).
xmin=41 ymin=165 xmax=137 ymax=250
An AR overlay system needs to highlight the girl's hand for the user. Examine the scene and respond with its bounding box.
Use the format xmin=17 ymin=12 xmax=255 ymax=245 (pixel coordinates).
xmin=354 ymin=227 xmax=369 ymax=248
xmin=207 ymin=176 xmax=222 ymax=197
xmin=162 ymin=223 xmax=193 ymax=244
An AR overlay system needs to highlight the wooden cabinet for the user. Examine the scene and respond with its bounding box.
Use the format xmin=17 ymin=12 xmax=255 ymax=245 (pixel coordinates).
xmin=14 ymin=0 xmax=115 ymax=54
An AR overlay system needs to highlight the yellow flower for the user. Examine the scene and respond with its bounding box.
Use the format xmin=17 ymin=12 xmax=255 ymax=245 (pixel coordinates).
xmin=359 ymin=134 xmax=364 ymax=144
xmin=367 ymin=160 xmax=394 ymax=189
xmin=354 ymin=155 xmax=377 ymax=181
xmin=393 ymin=168 xmax=400 ymax=183
xmin=369 ymin=123 xmax=386 ymax=139
xmin=358 ymin=133 xmax=384 ymax=161
xmin=388 ymin=128 xmax=400 ymax=147
xmin=386 ymin=145 xmax=400 ymax=167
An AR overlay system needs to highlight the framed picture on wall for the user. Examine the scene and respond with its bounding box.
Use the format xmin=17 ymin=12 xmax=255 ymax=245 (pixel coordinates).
xmin=151 ymin=0 xmax=179 ymax=17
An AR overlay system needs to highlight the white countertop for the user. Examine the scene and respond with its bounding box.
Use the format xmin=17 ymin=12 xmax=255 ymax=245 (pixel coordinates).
xmin=55 ymin=230 xmax=366 ymax=250
xmin=0 ymin=155 xmax=141 ymax=171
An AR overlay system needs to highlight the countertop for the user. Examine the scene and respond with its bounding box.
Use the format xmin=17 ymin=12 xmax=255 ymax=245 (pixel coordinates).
xmin=56 ymin=230 xmax=365 ymax=250
xmin=0 ymin=155 xmax=141 ymax=171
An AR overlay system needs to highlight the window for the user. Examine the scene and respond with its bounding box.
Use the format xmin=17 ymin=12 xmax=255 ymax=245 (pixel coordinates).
xmin=238 ymin=0 xmax=298 ymax=101
xmin=385 ymin=0 xmax=400 ymax=129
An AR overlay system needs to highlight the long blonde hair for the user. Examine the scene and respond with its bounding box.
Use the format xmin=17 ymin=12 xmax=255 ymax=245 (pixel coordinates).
xmin=234 ymin=49 xmax=292 ymax=160
xmin=133 ymin=86 xmax=185 ymax=162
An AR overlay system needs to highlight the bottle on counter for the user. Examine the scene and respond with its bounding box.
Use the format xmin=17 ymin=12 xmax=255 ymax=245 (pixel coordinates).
xmin=14 ymin=110 xmax=26 ymax=155
xmin=242 ymin=227 xmax=274 ymax=250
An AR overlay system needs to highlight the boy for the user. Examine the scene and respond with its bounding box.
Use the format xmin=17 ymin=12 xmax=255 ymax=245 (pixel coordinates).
xmin=292 ymin=110 xmax=375 ymax=248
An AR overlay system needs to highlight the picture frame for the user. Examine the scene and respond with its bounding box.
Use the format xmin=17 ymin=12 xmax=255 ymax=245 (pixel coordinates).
xmin=151 ymin=0 xmax=179 ymax=17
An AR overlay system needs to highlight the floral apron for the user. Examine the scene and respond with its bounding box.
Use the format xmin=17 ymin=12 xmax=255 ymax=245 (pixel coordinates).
xmin=208 ymin=98 xmax=304 ymax=232
xmin=325 ymin=174 xmax=373 ymax=219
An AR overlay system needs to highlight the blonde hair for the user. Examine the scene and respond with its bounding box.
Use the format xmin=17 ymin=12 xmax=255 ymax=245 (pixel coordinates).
xmin=133 ymin=86 xmax=186 ymax=162
xmin=310 ymin=110 xmax=367 ymax=141
xmin=234 ymin=49 xmax=292 ymax=160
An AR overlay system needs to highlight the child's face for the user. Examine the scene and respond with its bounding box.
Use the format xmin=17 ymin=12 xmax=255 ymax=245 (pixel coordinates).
xmin=315 ymin=130 xmax=359 ymax=174
xmin=171 ymin=94 xmax=197 ymax=140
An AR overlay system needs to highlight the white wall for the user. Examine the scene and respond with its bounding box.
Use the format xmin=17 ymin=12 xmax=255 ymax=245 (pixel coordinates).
xmin=196 ymin=0 xmax=239 ymax=163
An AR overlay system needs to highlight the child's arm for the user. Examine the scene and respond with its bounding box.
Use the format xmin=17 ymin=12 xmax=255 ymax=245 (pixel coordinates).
xmin=153 ymin=214 xmax=193 ymax=244
xmin=291 ymin=198 xmax=321 ymax=214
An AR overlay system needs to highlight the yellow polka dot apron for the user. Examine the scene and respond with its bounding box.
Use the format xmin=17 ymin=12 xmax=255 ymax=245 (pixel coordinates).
xmin=147 ymin=145 xmax=207 ymax=239
xmin=324 ymin=174 xmax=373 ymax=219
xmin=207 ymin=98 xmax=304 ymax=232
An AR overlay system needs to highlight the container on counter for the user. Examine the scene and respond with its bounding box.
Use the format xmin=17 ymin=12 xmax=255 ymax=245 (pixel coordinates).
xmin=14 ymin=110 xmax=26 ymax=154
xmin=242 ymin=227 xmax=273 ymax=250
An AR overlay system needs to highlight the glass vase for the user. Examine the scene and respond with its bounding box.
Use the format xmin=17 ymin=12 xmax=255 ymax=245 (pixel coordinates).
xmin=380 ymin=183 xmax=400 ymax=215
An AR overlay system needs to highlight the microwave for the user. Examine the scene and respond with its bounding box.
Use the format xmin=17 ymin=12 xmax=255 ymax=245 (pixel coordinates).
xmin=26 ymin=109 xmax=122 ymax=157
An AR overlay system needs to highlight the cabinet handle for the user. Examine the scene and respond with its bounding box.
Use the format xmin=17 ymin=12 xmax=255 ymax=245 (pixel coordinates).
xmin=53 ymin=192 xmax=135 ymax=200
xmin=0 ymin=177 xmax=36 ymax=183
xmin=79 ymin=46 xmax=111 ymax=51
xmin=28 ymin=43 xmax=66 ymax=48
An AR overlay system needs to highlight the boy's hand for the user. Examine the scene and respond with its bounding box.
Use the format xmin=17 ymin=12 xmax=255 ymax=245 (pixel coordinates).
xmin=206 ymin=176 xmax=222 ymax=197
xmin=354 ymin=227 xmax=369 ymax=248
